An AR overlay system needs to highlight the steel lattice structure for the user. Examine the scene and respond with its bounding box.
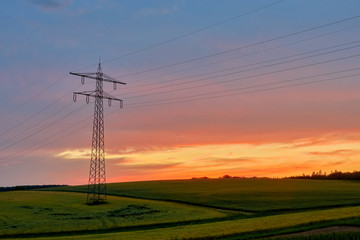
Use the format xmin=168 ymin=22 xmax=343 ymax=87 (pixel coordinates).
xmin=70 ymin=62 xmax=126 ymax=204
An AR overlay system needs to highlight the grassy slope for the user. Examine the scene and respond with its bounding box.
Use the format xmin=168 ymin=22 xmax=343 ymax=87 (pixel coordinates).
xmin=49 ymin=178 xmax=360 ymax=211
xmin=5 ymin=206 xmax=360 ymax=240
xmin=0 ymin=191 xmax=226 ymax=236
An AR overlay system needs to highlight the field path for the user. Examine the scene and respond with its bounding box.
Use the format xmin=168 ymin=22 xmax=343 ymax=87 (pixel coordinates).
xmin=268 ymin=226 xmax=360 ymax=239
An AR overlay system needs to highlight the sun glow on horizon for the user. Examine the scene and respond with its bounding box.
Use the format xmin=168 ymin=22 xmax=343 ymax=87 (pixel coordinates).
xmin=55 ymin=133 xmax=360 ymax=183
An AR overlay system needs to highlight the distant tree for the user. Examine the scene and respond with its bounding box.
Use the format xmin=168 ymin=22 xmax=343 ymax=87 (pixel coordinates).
xmin=191 ymin=176 xmax=208 ymax=180
xmin=14 ymin=186 xmax=26 ymax=191
xmin=289 ymin=170 xmax=360 ymax=180
xmin=222 ymin=175 xmax=232 ymax=179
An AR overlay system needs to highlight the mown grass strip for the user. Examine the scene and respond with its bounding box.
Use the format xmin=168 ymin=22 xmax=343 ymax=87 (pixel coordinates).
xmin=272 ymin=231 xmax=360 ymax=240
xmin=217 ymin=218 xmax=360 ymax=240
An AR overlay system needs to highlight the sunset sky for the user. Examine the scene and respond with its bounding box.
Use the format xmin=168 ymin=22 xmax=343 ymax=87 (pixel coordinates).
xmin=1 ymin=0 xmax=360 ymax=186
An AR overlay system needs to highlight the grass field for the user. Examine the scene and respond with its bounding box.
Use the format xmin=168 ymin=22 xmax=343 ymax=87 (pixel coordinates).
xmin=49 ymin=178 xmax=360 ymax=211
xmin=0 ymin=191 xmax=226 ymax=236
xmin=3 ymin=205 xmax=360 ymax=240
xmin=2 ymin=178 xmax=360 ymax=240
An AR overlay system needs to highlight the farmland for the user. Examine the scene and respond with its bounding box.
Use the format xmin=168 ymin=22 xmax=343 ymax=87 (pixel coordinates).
xmin=1 ymin=178 xmax=360 ymax=239
xmin=50 ymin=178 xmax=360 ymax=212
xmin=0 ymin=191 xmax=226 ymax=236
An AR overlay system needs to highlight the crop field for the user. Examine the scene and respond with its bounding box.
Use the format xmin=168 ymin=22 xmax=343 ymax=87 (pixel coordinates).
xmin=0 ymin=191 xmax=227 ymax=237
xmin=50 ymin=178 xmax=360 ymax=211
xmin=2 ymin=178 xmax=360 ymax=240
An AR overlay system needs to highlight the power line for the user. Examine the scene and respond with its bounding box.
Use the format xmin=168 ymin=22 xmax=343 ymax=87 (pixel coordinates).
xmin=1 ymin=102 xmax=124 ymax=165
xmin=4 ymin=69 xmax=359 ymax=164
xmin=0 ymin=76 xmax=66 ymax=121
xmin=0 ymin=1 xmax=284 ymax=139
xmin=121 ymin=44 xmax=360 ymax=100
xmin=121 ymin=40 xmax=360 ymax=97
xmin=0 ymin=104 xmax=90 ymax=155
xmin=0 ymin=83 xmax=84 ymax=138
xmin=114 ymin=14 xmax=360 ymax=79
xmin=125 ymin=53 xmax=360 ymax=106
xmin=11 ymin=30 xmax=359 ymax=158
xmin=76 ymin=0 xmax=284 ymax=71
xmin=0 ymin=110 xmax=93 ymax=165
xmin=128 ymin=67 xmax=360 ymax=106
xmin=3 ymin=11 xmax=357 ymax=128
xmin=122 ymin=24 xmax=360 ymax=90
xmin=0 ymin=102 xmax=74 ymax=147
xmin=126 ymin=72 xmax=360 ymax=109
xmin=3 ymin=9 xmax=360 ymax=168
xmin=2 ymin=6 xmax=357 ymax=125
xmin=4 ymin=68 xmax=359 ymax=164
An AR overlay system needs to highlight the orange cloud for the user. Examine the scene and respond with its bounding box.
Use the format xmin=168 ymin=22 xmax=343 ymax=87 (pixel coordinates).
xmin=307 ymin=149 xmax=358 ymax=156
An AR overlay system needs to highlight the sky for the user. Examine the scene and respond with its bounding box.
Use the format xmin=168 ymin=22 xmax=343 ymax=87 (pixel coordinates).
xmin=1 ymin=0 xmax=360 ymax=186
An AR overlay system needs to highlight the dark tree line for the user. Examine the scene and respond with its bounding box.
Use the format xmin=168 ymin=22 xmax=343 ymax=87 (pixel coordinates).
xmin=288 ymin=170 xmax=360 ymax=180
xmin=0 ymin=185 xmax=67 ymax=192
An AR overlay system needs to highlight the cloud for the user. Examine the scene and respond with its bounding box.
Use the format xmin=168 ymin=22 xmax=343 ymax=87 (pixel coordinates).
xmin=134 ymin=5 xmax=178 ymax=18
xmin=0 ymin=160 xmax=22 ymax=167
xmin=55 ymin=149 xmax=90 ymax=160
xmin=115 ymin=162 xmax=181 ymax=171
xmin=284 ymin=133 xmax=360 ymax=149
xmin=199 ymin=157 xmax=258 ymax=164
xmin=287 ymin=138 xmax=330 ymax=149
xmin=307 ymin=149 xmax=358 ymax=156
xmin=328 ymin=161 xmax=346 ymax=166
xmin=55 ymin=149 xmax=146 ymax=161
xmin=107 ymin=146 xmax=183 ymax=156
xmin=29 ymin=0 xmax=71 ymax=10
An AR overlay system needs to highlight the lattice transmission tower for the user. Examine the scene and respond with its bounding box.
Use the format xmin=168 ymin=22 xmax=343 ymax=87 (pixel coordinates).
xmin=70 ymin=62 xmax=126 ymax=204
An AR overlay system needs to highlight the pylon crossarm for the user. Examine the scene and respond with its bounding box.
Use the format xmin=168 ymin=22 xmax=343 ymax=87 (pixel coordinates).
xmin=74 ymin=91 xmax=123 ymax=101
xmin=102 ymin=92 xmax=124 ymax=107
xmin=70 ymin=72 xmax=96 ymax=77
xmin=102 ymin=91 xmax=121 ymax=100
xmin=102 ymin=73 xmax=126 ymax=84
xmin=70 ymin=72 xmax=126 ymax=85
xmin=74 ymin=90 xmax=96 ymax=95
xmin=73 ymin=91 xmax=123 ymax=107
xmin=72 ymin=72 xmax=98 ymax=76
xmin=73 ymin=91 xmax=95 ymax=103
xmin=104 ymin=97 xmax=123 ymax=108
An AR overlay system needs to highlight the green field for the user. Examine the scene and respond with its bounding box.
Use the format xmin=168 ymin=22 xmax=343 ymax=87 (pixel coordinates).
xmin=50 ymin=178 xmax=360 ymax=211
xmin=2 ymin=178 xmax=360 ymax=240
xmin=0 ymin=191 xmax=226 ymax=236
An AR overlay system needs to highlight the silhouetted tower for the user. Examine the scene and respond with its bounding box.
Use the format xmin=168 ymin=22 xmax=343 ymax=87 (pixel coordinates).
xmin=70 ymin=62 xmax=126 ymax=204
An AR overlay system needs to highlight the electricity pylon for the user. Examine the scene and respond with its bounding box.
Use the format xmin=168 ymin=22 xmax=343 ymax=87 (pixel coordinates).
xmin=70 ymin=62 xmax=126 ymax=204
